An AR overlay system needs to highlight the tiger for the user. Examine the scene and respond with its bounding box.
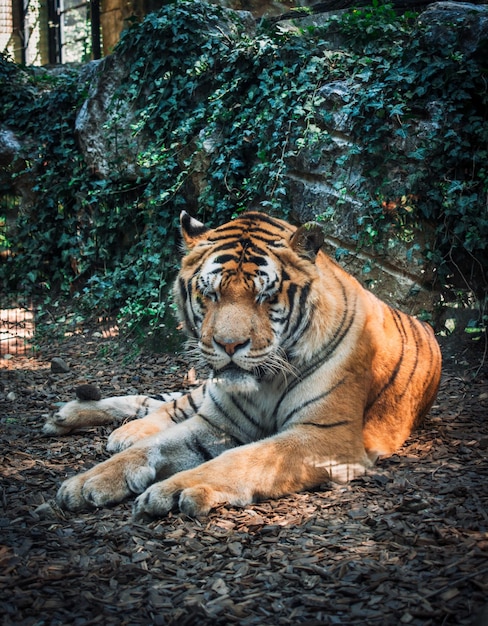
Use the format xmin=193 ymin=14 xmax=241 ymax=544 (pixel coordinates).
xmin=45 ymin=210 xmax=442 ymax=518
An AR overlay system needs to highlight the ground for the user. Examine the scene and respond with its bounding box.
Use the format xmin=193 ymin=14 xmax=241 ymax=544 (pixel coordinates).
xmin=0 ymin=326 xmax=487 ymax=626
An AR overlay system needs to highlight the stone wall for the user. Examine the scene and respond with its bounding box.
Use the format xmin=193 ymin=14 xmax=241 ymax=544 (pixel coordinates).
xmin=73 ymin=1 xmax=488 ymax=313
xmin=2 ymin=1 xmax=487 ymax=314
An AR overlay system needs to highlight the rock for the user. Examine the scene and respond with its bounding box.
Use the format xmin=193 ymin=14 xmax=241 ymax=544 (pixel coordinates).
xmin=418 ymin=2 xmax=488 ymax=58
xmin=285 ymin=82 xmax=441 ymax=311
xmin=75 ymin=384 xmax=102 ymax=401
xmin=0 ymin=129 xmax=21 ymax=168
xmin=278 ymin=2 xmax=488 ymax=311
xmin=75 ymin=56 xmax=139 ymax=179
xmin=74 ymin=6 xmax=256 ymax=180
xmin=0 ymin=129 xmax=37 ymax=208
xmin=51 ymin=357 xmax=70 ymax=373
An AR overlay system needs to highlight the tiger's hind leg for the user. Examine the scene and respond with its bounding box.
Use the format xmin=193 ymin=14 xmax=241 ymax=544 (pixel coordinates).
xmin=42 ymin=391 xmax=181 ymax=437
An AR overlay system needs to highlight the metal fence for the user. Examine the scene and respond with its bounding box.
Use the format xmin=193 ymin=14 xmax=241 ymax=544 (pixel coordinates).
xmin=0 ymin=302 xmax=35 ymax=356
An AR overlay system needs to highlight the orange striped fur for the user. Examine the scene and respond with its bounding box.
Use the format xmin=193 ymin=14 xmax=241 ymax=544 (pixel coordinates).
xmin=50 ymin=212 xmax=441 ymax=517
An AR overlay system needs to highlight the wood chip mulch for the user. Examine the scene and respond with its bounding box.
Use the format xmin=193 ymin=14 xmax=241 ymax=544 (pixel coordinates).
xmin=1 ymin=329 xmax=487 ymax=625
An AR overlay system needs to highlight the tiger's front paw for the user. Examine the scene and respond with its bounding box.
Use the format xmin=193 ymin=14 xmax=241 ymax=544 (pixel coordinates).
xmin=132 ymin=471 xmax=248 ymax=519
xmin=133 ymin=481 xmax=216 ymax=519
xmin=107 ymin=419 xmax=163 ymax=453
xmin=57 ymin=449 xmax=156 ymax=511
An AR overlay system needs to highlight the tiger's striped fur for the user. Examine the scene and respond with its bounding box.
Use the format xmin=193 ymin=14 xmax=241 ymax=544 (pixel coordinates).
xmin=52 ymin=211 xmax=441 ymax=517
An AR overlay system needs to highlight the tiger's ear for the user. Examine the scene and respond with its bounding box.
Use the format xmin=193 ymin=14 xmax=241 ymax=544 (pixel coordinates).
xmin=180 ymin=211 xmax=209 ymax=248
xmin=290 ymin=222 xmax=324 ymax=262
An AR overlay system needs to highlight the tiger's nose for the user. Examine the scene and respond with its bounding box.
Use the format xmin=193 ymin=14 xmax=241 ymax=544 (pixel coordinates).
xmin=213 ymin=337 xmax=250 ymax=356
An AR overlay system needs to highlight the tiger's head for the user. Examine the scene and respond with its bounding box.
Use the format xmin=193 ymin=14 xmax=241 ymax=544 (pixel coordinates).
xmin=174 ymin=211 xmax=325 ymax=392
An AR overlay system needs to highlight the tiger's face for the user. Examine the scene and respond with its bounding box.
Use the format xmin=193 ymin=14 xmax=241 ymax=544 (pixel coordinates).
xmin=196 ymin=251 xmax=280 ymax=371
xmin=174 ymin=211 xmax=325 ymax=389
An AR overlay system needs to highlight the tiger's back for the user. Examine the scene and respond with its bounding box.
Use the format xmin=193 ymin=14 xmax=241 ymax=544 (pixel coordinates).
xmin=360 ymin=287 xmax=441 ymax=458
